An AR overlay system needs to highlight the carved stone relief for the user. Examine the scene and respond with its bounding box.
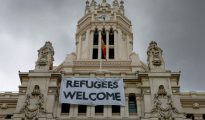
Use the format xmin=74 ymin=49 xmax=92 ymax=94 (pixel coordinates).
xmin=21 ymin=85 xmax=45 ymax=120
xmin=151 ymin=85 xmax=179 ymax=120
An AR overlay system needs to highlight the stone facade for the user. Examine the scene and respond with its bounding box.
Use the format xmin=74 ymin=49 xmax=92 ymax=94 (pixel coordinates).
xmin=1 ymin=0 xmax=205 ymax=120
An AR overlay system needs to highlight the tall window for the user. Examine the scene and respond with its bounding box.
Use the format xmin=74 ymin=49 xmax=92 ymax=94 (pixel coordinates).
xmin=109 ymin=28 xmax=114 ymax=45
xmin=128 ymin=94 xmax=137 ymax=113
xmin=109 ymin=28 xmax=114 ymax=59
xmin=95 ymin=105 xmax=104 ymax=113
xmin=101 ymin=28 xmax=106 ymax=59
xmin=93 ymin=28 xmax=98 ymax=45
xmin=92 ymin=28 xmax=115 ymax=60
xmin=78 ymin=105 xmax=87 ymax=113
xmin=61 ymin=103 xmax=70 ymax=113
xmin=93 ymin=28 xmax=98 ymax=59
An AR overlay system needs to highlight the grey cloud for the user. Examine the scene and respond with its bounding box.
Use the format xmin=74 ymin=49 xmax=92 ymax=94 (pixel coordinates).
xmin=0 ymin=0 xmax=205 ymax=91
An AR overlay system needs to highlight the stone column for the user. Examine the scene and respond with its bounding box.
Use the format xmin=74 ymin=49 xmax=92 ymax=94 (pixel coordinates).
xmin=107 ymin=106 xmax=112 ymax=118
xmin=90 ymin=106 xmax=95 ymax=117
xmin=90 ymin=30 xmax=94 ymax=59
xmin=73 ymin=105 xmax=78 ymax=117
xmin=98 ymin=30 xmax=102 ymax=59
xmin=69 ymin=104 xmax=75 ymax=117
xmin=136 ymin=96 xmax=142 ymax=117
xmin=77 ymin=35 xmax=82 ymax=60
xmin=114 ymin=29 xmax=118 ymax=59
xmin=124 ymin=96 xmax=129 ymax=117
xmin=86 ymin=106 xmax=91 ymax=117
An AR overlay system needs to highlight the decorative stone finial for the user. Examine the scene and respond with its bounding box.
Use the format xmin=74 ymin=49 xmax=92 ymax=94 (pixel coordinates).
xmin=90 ymin=0 xmax=97 ymax=7
xmin=120 ymin=0 xmax=124 ymax=14
xmin=100 ymin=0 xmax=110 ymax=8
xmin=113 ymin=0 xmax=119 ymax=7
xmin=35 ymin=41 xmax=54 ymax=71
xmin=147 ymin=41 xmax=165 ymax=72
xmin=85 ymin=0 xmax=90 ymax=14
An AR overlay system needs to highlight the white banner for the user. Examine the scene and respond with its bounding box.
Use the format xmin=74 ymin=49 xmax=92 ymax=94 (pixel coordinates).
xmin=60 ymin=78 xmax=125 ymax=106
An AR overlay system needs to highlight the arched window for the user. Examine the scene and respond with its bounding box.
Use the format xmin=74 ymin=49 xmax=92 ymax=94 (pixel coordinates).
xmin=109 ymin=28 xmax=114 ymax=45
xmin=93 ymin=28 xmax=98 ymax=45
xmin=101 ymin=28 xmax=106 ymax=59
xmin=109 ymin=28 xmax=114 ymax=59
xmin=128 ymin=94 xmax=137 ymax=113
xmin=93 ymin=28 xmax=99 ymax=59
xmin=101 ymin=28 xmax=106 ymax=44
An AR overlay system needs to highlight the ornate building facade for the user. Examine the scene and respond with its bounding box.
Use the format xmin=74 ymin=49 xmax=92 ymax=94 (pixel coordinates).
xmin=0 ymin=0 xmax=205 ymax=120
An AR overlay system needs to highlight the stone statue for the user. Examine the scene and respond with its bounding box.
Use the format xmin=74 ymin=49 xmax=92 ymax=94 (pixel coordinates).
xmin=21 ymin=85 xmax=45 ymax=120
xmin=35 ymin=41 xmax=54 ymax=71
xmin=151 ymin=85 xmax=179 ymax=120
xmin=147 ymin=41 xmax=165 ymax=72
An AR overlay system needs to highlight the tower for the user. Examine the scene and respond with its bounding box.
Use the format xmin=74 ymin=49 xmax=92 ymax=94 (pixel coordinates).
xmin=58 ymin=0 xmax=146 ymax=73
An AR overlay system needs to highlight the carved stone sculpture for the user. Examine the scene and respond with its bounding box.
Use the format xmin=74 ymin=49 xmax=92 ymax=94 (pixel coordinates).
xmin=147 ymin=41 xmax=165 ymax=72
xmin=151 ymin=85 xmax=179 ymax=120
xmin=35 ymin=41 xmax=54 ymax=71
xmin=21 ymin=85 xmax=45 ymax=120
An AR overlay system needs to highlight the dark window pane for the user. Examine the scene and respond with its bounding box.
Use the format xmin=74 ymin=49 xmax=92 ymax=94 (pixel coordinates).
xmin=112 ymin=105 xmax=120 ymax=113
xmin=5 ymin=114 xmax=13 ymax=119
xmin=93 ymin=30 xmax=98 ymax=45
xmin=129 ymin=95 xmax=137 ymax=113
xmin=109 ymin=29 xmax=114 ymax=45
xmin=93 ymin=48 xmax=98 ymax=59
xmin=95 ymin=105 xmax=104 ymax=113
xmin=78 ymin=105 xmax=87 ymax=113
xmin=101 ymin=30 xmax=106 ymax=45
xmin=109 ymin=48 xmax=114 ymax=59
xmin=186 ymin=114 xmax=194 ymax=120
xmin=61 ymin=103 xmax=70 ymax=113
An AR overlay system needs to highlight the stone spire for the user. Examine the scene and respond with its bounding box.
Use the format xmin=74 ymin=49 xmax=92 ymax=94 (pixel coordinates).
xmin=90 ymin=0 xmax=97 ymax=11
xmin=35 ymin=41 xmax=54 ymax=71
xmin=90 ymin=0 xmax=97 ymax=7
xmin=101 ymin=0 xmax=110 ymax=8
xmin=113 ymin=0 xmax=119 ymax=7
xmin=147 ymin=41 xmax=165 ymax=72
xmin=85 ymin=0 xmax=90 ymax=14
xmin=120 ymin=0 xmax=124 ymax=15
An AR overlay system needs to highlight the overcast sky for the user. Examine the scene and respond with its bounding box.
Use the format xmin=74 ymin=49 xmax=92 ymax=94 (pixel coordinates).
xmin=0 ymin=0 xmax=205 ymax=92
